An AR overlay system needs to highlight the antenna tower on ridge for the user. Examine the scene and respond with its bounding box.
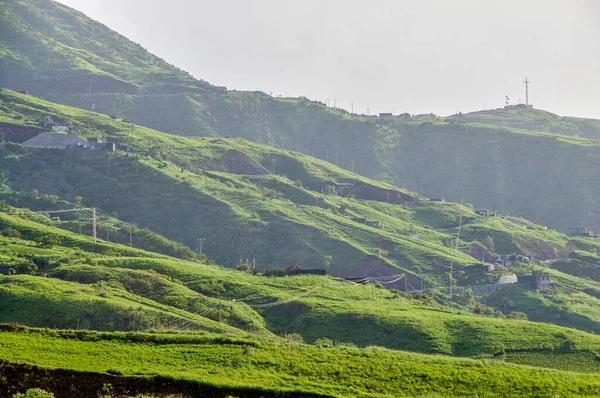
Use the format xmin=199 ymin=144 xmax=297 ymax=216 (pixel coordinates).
xmin=523 ymin=77 xmax=530 ymax=107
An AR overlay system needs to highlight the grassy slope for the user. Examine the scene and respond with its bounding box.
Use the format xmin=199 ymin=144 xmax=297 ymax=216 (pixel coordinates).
xmin=1 ymin=210 xmax=600 ymax=376
xmin=5 ymin=0 xmax=600 ymax=235
xmin=0 ymin=326 xmax=598 ymax=398
xmin=1 ymin=88 xmax=600 ymax=337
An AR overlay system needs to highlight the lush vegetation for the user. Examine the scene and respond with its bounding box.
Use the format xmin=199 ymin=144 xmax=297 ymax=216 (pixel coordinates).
xmin=1 ymin=88 xmax=600 ymax=338
xmin=4 ymin=0 xmax=600 ymax=234
xmin=1 ymin=2 xmax=600 ymax=395
xmin=0 ymin=326 xmax=599 ymax=398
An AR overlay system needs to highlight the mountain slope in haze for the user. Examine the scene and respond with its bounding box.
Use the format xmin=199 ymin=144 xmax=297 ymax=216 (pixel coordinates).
xmin=1 ymin=88 xmax=600 ymax=338
xmin=4 ymin=0 xmax=600 ymax=234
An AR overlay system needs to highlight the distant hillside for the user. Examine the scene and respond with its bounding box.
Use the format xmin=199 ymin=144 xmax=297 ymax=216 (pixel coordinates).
xmin=449 ymin=107 xmax=600 ymax=139
xmin=4 ymin=0 xmax=600 ymax=233
xmin=1 ymin=89 xmax=600 ymax=338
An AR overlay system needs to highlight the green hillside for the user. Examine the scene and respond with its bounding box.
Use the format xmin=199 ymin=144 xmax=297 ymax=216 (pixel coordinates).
xmin=0 ymin=206 xmax=599 ymax=396
xmin=1 ymin=2 xmax=600 ymax=394
xmin=1 ymin=88 xmax=600 ymax=340
xmin=4 ymin=0 xmax=600 ymax=233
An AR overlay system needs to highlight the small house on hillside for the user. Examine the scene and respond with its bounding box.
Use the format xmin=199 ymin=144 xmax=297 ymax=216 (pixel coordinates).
xmin=476 ymin=210 xmax=497 ymax=217
xmin=517 ymin=273 xmax=551 ymax=291
xmin=567 ymin=227 xmax=597 ymax=237
xmin=89 ymin=137 xmax=116 ymax=152
xmin=22 ymin=132 xmax=89 ymax=149
xmin=365 ymin=220 xmax=382 ymax=229
xmin=351 ymin=217 xmax=383 ymax=229
xmin=38 ymin=117 xmax=69 ymax=132
xmin=496 ymin=253 xmax=529 ymax=268
xmin=497 ymin=274 xmax=518 ymax=285
xmin=52 ymin=125 xmax=70 ymax=132
xmin=286 ymin=265 xmax=327 ymax=276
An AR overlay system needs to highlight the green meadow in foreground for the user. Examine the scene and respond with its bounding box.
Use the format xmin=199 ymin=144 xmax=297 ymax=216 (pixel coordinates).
xmin=0 ymin=326 xmax=598 ymax=398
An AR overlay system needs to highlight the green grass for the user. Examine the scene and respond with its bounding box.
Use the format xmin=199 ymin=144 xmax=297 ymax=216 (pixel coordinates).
xmin=2 ymin=88 xmax=600 ymax=338
xmin=0 ymin=326 xmax=599 ymax=398
xmin=502 ymin=351 xmax=600 ymax=374
xmin=2 ymin=209 xmax=600 ymax=362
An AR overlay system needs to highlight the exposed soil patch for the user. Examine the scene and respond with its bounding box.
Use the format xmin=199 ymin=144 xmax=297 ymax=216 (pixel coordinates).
xmin=0 ymin=361 xmax=329 ymax=398
xmin=516 ymin=237 xmax=576 ymax=260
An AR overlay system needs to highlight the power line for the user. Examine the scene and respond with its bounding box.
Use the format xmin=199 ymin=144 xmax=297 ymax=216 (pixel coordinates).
xmin=245 ymin=285 xmax=321 ymax=309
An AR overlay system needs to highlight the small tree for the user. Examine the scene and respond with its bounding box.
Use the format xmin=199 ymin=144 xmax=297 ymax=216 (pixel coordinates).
xmin=12 ymin=389 xmax=55 ymax=398
xmin=314 ymin=337 xmax=334 ymax=347
xmin=14 ymin=259 xmax=37 ymax=275
xmin=35 ymin=235 xmax=61 ymax=248
xmin=1 ymin=227 xmax=21 ymax=239
xmin=506 ymin=311 xmax=528 ymax=320
xmin=323 ymin=255 xmax=333 ymax=270
xmin=283 ymin=333 xmax=304 ymax=343
xmin=235 ymin=260 xmax=251 ymax=272
xmin=323 ymin=185 xmax=337 ymax=195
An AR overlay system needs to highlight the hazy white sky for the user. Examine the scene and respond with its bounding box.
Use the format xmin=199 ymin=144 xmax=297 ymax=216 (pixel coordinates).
xmin=58 ymin=0 xmax=600 ymax=118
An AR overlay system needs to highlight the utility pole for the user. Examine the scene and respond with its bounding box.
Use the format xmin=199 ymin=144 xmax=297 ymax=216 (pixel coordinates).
xmin=326 ymin=148 xmax=329 ymax=162
xmin=449 ymin=260 xmax=453 ymax=301
xmin=129 ymin=224 xmax=134 ymax=247
xmin=218 ymin=302 xmax=223 ymax=327
xmin=450 ymin=195 xmax=464 ymax=303
xmin=92 ymin=207 xmax=97 ymax=243
xmin=77 ymin=209 xmax=81 ymax=235
xmin=371 ymin=277 xmax=374 ymax=299
xmin=196 ymin=237 xmax=205 ymax=255
xmin=351 ymin=102 xmax=354 ymax=114
xmin=524 ymin=77 xmax=530 ymax=106
xmin=351 ymin=159 xmax=355 ymax=173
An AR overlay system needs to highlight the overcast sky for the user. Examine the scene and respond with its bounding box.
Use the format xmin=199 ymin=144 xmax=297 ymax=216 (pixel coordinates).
xmin=58 ymin=0 xmax=600 ymax=118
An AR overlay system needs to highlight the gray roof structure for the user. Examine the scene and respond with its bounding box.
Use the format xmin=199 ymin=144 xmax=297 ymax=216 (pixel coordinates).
xmin=22 ymin=132 xmax=89 ymax=149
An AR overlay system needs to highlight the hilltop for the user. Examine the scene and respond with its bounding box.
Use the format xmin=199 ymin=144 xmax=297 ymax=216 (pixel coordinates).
xmin=449 ymin=107 xmax=600 ymax=138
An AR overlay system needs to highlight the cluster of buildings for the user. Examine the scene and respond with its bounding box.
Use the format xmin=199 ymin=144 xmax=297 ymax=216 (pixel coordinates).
xmin=22 ymin=132 xmax=116 ymax=151
xmin=472 ymin=272 xmax=551 ymax=295
xmin=567 ymin=227 xmax=599 ymax=237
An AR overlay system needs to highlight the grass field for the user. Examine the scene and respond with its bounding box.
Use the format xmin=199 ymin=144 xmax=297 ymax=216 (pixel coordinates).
xmin=0 ymin=326 xmax=599 ymax=398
